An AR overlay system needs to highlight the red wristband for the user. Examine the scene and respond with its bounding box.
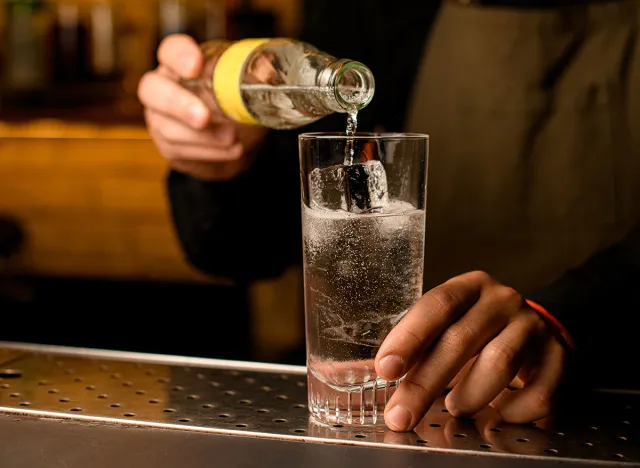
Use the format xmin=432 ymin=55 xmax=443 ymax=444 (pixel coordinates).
xmin=525 ymin=299 xmax=577 ymax=351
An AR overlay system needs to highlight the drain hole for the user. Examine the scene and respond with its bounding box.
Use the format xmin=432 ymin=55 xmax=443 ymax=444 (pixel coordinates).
xmin=0 ymin=383 xmax=10 ymax=389
xmin=110 ymin=373 xmax=121 ymax=379
xmin=99 ymin=365 xmax=109 ymax=371
xmin=0 ymin=369 xmax=22 ymax=379
xmin=236 ymin=424 xmax=248 ymax=428
xmin=257 ymin=409 xmax=269 ymax=414
xmin=294 ymin=429 xmax=306 ymax=433
xmin=454 ymin=433 xmax=467 ymax=438
xmin=59 ymin=398 xmax=70 ymax=403
xmin=261 ymin=386 xmax=272 ymax=392
xmin=582 ymin=442 xmax=594 ymax=448
xmin=178 ymin=418 xmax=191 ymax=423
xmin=86 ymin=385 xmax=96 ymax=391
xmin=224 ymin=390 xmax=237 ymax=396
xmin=618 ymin=436 xmax=628 ymax=441
xmin=9 ymin=392 xmax=20 ymax=398
xmin=196 ymin=373 xmax=206 ymax=380
xmin=149 ymin=399 xmax=160 ymax=404
xmin=490 ymin=428 xmax=502 ymax=433
xmin=19 ymin=402 xmax=31 ymax=407
xmin=172 ymin=386 xmax=184 ymax=391
xmin=70 ymin=407 xmax=82 ymax=412
xmin=218 ymin=414 xmax=231 ymax=418
xmin=430 ymin=423 xmax=441 ymax=428
xmin=187 ymin=394 xmax=199 ymax=400
xmin=163 ymin=408 xmax=176 ymax=413
xmin=145 ymin=370 xmax=156 ymax=376
xmin=158 ymin=378 xmax=169 ymax=384
xmin=110 ymin=403 xmax=121 ymax=408
xmin=64 ymin=369 xmax=75 ymax=375
xmin=333 ymin=424 xmax=343 ymax=428
xmin=201 ymin=404 xmax=215 ymax=409
xmin=544 ymin=449 xmax=558 ymax=455
xmin=354 ymin=434 xmax=366 ymax=439
xmin=589 ymin=426 xmax=598 ymax=431
xmin=48 ymin=389 xmax=59 ymax=394
xmin=554 ymin=431 xmax=565 ymax=437
xmin=296 ymin=381 xmax=305 ymax=387
xmin=245 ymin=378 xmax=256 ymax=384
xmin=276 ymin=395 xmax=288 ymax=400
xmin=74 ymin=377 xmax=84 ymax=383
xmin=613 ymin=454 xmax=625 ymax=460
xmin=481 ymin=444 xmax=492 ymax=449
xmin=516 ymin=438 xmax=529 ymax=443
xmin=274 ymin=419 xmax=287 ymax=423
xmin=123 ymin=413 xmax=135 ymax=418
xmin=229 ymin=370 xmax=240 ymax=377
xmin=416 ymin=439 xmax=427 ymax=444
xmin=210 ymin=381 xmax=220 ymax=387
xmin=238 ymin=399 xmax=252 ymax=405
xmin=621 ymin=420 xmax=631 ymax=426
xmin=136 ymin=390 xmax=147 ymax=395
xmin=97 ymin=394 xmax=108 ymax=399
xmin=38 ymin=381 xmax=50 ymax=386
xmin=293 ymin=404 xmax=306 ymax=409
xmin=441 ymin=409 xmax=449 ymax=413
xmin=122 ymin=382 xmax=133 ymax=387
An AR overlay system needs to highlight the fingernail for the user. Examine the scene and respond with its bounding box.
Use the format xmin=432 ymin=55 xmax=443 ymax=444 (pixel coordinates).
xmin=187 ymin=104 xmax=208 ymax=127
xmin=386 ymin=405 xmax=412 ymax=431
xmin=379 ymin=355 xmax=403 ymax=379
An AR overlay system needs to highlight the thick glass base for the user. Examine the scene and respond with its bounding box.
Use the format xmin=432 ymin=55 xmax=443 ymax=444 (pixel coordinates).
xmin=307 ymin=371 xmax=399 ymax=426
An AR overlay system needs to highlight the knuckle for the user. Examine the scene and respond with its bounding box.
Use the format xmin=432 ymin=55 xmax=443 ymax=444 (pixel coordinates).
xmin=440 ymin=323 xmax=475 ymax=351
xmin=430 ymin=286 xmax=463 ymax=314
xmin=465 ymin=270 xmax=493 ymax=284
xmin=483 ymin=342 xmax=519 ymax=374
xmin=402 ymin=376 xmax=437 ymax=403
xmin=490 ymin=285 xmax=524 ymax=312
xmin=528 ymin=388 xmax=553 ymax=416
xmin=137 ymin=72 xmax=154 ymax=99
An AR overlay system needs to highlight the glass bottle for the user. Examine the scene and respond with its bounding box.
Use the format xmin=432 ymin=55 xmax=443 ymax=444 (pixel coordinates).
xmin=180 ymin=38 xmax=375 ymax=129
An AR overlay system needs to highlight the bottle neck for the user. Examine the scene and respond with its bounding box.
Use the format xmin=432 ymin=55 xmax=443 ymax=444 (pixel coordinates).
xmin=317 ymin=59 xmax=375 ymax=114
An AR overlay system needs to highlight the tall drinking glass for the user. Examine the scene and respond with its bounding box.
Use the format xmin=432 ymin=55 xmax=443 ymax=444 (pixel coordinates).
xmin=299 ymin=132 xmax=428 ymax=426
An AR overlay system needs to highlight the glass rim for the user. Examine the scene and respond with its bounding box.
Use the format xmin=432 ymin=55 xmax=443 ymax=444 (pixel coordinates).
xmin=298 ymin=132 xmax=429 ymax=141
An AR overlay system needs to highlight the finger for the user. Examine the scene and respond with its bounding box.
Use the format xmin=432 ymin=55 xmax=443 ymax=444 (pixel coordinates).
xmin=159 ymin=140 xmax=244 ymax=163
xmin=493 ymin=338 xmax=565 ymax=423
xmin=376 ymin=271 xmax=493 ymax=382
xmin=157 ymin=34 xmax=203 ymax=79
xmin=168 ymin=158 xmax=248 ymax=182
xmin=384 ymin=297 xmax=507 ymax=432
xmin=146 ymin=110 xmax=236 ymax=148
xmin=445 ymin=314 xmax=545 ymax=417
xmin=139 ymin=72 xmax=210 ymax=129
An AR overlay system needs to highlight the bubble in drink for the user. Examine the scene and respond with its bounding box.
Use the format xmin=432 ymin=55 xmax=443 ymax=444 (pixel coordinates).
xmin=308 ymin=160 xmax=390 ymax=213
xmin=303 ymin=201 xmax=425 ymax=395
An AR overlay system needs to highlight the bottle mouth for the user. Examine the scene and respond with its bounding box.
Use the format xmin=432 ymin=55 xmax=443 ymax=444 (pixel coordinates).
xmin=333 ymin=61 xmax=375 ymax=111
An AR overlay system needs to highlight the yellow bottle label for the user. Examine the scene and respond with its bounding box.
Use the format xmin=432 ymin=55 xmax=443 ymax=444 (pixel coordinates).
xmin=213 ymin=38 xmax=270 ymax=125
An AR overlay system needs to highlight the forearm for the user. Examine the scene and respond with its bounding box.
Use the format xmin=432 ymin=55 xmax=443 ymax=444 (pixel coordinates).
xmin=529 ymin=229 xmax=640 ymax=388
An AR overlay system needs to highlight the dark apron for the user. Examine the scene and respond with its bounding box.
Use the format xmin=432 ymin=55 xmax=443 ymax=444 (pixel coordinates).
xmin=407 ymin=0 xmax=640 ymax=294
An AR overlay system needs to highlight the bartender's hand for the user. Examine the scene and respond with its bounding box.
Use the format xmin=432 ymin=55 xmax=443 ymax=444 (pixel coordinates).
xmin=375 ymin=271 xmax=567 ymax=432
xmin=138 ymin=34 xmax=268 ymax=181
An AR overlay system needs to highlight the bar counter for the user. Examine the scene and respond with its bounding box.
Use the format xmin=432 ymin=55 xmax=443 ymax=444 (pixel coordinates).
xmin=1 ymin=342 xmax=638 ymax=467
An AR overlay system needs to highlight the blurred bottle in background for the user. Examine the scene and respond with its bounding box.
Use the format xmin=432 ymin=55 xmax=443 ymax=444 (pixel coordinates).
xmin=51 ymin=2 xmax=90 ymax=85
xmin=1 ymin=0 xmax=53 ymax=107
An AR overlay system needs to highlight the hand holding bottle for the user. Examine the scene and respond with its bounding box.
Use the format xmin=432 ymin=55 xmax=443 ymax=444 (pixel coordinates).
xmin=138 ymin=34 xmax=268 ymax=181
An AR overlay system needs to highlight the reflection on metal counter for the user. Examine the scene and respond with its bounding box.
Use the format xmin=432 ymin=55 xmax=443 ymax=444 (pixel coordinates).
xmin=0 ymin=342 xmax=638 ymax=467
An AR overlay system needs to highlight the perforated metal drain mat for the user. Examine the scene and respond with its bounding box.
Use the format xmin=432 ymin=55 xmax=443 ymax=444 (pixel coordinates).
xmin=0 ymin=343 xmax=638 ymax=465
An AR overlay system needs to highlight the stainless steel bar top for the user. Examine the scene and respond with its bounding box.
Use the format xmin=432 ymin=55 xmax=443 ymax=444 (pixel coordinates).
xmin=1 ymin=342 xmax=638 ymax=468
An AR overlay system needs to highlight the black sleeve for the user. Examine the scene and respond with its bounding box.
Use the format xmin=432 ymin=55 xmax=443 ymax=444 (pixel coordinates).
xmin=528 ymin=229 xmax=640 ymax=389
